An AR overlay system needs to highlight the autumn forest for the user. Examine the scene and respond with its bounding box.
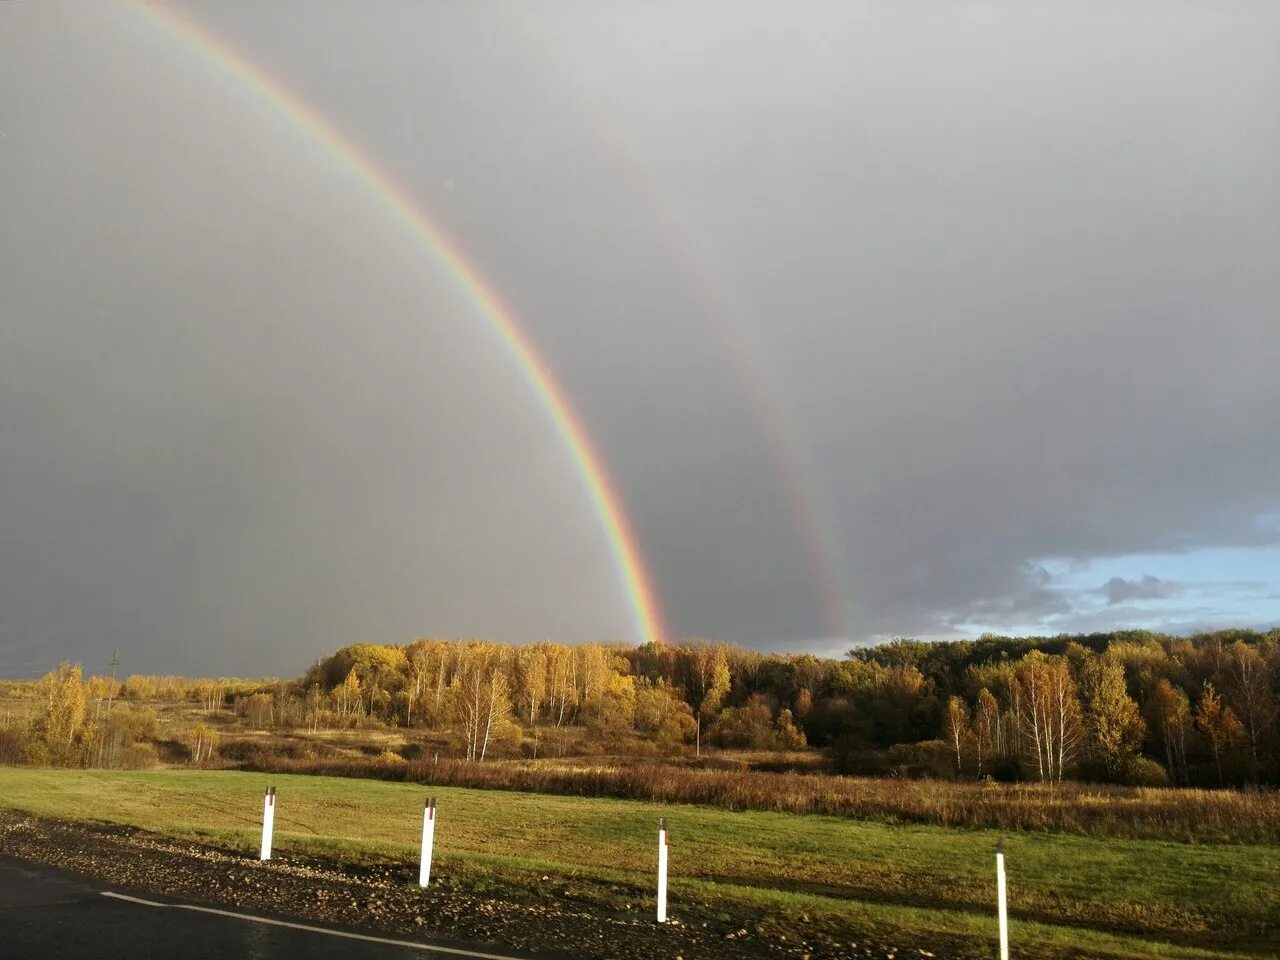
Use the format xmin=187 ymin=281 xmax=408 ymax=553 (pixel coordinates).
xmin=4 ymin=629 xmax=1278 ymax=791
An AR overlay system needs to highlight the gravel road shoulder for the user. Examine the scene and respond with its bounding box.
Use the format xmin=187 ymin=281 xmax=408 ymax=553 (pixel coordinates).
xmin=0 ymin=811 xmax=915 ymax=960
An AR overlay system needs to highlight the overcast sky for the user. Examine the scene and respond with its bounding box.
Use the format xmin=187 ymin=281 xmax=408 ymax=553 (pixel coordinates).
xmin=2 ymin=1 xmax=1278 ymax=676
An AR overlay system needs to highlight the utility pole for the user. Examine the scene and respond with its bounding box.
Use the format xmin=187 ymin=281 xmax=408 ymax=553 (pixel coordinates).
xmin=107 ymin=650 xmax=120 ymax=715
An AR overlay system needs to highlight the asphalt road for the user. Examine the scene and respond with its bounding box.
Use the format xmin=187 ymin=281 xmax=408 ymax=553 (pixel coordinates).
xmin=0 ymin=857 xmax=533 ymax=960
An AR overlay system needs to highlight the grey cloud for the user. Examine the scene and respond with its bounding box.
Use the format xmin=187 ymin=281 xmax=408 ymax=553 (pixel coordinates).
xmin=1100 ymin=577 xmax=1180 ymax=606
xmin=1037 ymin=606 xmax=1239 ymax=638
xmin=943 ymin=565 xmax=1075 ymax=628
xmin=2 ymin=1 xmax=1279 ymax=674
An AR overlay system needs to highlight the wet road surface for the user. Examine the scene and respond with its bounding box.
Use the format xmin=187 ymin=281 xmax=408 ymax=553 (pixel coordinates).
xmin=0 ymin=856 xmax=534 ymax=960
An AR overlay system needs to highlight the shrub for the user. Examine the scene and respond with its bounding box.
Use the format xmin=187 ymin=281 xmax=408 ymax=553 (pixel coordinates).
xmin=227 ymin=752 xmax=1280 ymax=844
xmin=831 ymin=739 xmax=954 ymax=778
xmin=709 ymin=696 xmax=777 ymax=749
xmin=0 ymin=729 xmax=25 ymax=765
xmin=119 ymin=743 xmax=157 ymax=770
xmin=989 ymin=756 xmax=1024 ymax=783
xmin=1125 ymin=757 xmax=1171 ymax=787
xmin=21 ymin=740 xmax=51 ymax=767
xmin=217 ymin=738 xmax=329 ymax=764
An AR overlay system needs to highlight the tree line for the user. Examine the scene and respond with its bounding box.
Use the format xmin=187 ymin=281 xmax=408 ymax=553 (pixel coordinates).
xmin=831 ymin=630 xmax=1279 ymax=786
xmin=296 ymin=639 xmax=804 ymax=759
xmin=2 ymin=628 xmax=1277 ymax=786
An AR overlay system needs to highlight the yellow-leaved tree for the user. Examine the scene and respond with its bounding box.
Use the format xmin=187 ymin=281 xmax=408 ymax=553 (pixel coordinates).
xmin=38 ymin=661 xmax=85 ymax=764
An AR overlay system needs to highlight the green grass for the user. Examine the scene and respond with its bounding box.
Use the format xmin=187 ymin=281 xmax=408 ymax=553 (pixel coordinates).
xmin=0 ymin=768 xmax=1275 ymax=959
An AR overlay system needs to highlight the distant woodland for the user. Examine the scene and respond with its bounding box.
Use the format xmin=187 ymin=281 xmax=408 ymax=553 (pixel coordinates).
xmin=3 ymin=629 xmax=1279 ymax=788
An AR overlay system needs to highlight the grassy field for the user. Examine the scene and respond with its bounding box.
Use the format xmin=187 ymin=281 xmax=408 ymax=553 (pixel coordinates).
xmin=0 ymin=768 xmax=1276 ymax=959
xmin=235 ymin=753 xmax=1280 ymax=843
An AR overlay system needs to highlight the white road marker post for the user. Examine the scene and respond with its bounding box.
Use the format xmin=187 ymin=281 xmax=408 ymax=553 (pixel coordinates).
xmin=656 ymin=817 xmax=669 ymax=924
xmin=419 ymin=796 xmax=437 ymax=888
xmin=996 ymin=839 xmax=1009 ymax=960
xmin=259 ymin=786 xmax=276 ymax=861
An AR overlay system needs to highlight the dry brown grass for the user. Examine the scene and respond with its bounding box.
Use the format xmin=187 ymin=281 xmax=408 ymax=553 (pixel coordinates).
xmin=232 ymin=754 xmax=1280 ymax=844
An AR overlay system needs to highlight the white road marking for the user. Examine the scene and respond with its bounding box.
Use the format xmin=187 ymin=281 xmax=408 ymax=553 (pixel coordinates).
xmin=100 ymin=891 xmax=526 ymax=959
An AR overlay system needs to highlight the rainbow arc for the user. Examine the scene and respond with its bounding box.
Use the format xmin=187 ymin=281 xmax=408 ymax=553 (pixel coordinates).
xmin=135 ymin=2 xmax=667 ymax=647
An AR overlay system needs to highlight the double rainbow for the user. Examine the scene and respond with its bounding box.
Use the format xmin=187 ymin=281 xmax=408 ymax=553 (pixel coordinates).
xmin=135 ymin=2 xmax=667 ymax=647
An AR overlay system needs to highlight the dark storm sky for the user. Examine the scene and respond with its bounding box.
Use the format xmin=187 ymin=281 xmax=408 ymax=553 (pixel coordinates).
xmin=1 ymin=1 xmax=1278 ymax=676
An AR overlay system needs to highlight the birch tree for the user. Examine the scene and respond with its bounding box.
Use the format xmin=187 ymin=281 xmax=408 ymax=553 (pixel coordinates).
xmin=1226 ymin=641 xmax=1274 ymax=763
xmin=943 ymin=696 xmax=970 ymax=773
xmin=1151 ymin=679 xmax=1190 ymax=783
xmin=971 ymin=687 xmax=999 ymax=777
xmin=1014 ymin=652 xmax=1081 ymax=782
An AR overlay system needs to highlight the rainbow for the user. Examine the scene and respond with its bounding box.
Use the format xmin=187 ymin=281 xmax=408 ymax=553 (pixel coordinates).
xmin=503 ymin=8 xmax=854 ymax=641
xmin=132 ymin=2 xmax=667 ymax=647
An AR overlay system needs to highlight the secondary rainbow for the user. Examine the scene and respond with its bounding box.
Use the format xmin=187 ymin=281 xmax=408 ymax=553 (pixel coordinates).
xmin=133 ymin=2 xmax=667 ymax=647
xmin=504 ymin=8 xmax=854 ymax=640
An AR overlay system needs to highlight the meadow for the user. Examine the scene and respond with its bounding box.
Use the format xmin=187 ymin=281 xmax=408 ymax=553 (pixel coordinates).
xmin=239 ymin=752 xmax=1280 ymax=844
xmin=0 ymin=767 xmax=1276 ymax=960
